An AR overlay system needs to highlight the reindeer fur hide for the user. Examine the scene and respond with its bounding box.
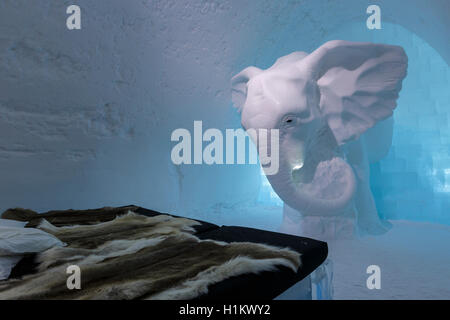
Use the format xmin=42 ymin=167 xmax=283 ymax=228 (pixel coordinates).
xmin=0 ymin=212 xmax=301 ymax=300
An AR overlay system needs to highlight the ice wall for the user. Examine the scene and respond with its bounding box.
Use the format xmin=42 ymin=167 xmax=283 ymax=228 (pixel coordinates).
xmin=368 ymin=27 xmax=450 ymax=225
xmin=0 ymin=0 xmax=449 ymax=224
xmin=0 ymin=0 xmax=265 ymax=214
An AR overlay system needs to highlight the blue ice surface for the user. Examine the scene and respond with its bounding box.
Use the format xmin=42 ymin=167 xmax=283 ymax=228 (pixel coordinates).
xmin=364 ymin=24 xmax=450 ymax=226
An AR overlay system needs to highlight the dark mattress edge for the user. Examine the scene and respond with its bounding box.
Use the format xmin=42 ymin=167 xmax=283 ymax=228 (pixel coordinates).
xmin=136 ymin=206 xmax=328 ymax=300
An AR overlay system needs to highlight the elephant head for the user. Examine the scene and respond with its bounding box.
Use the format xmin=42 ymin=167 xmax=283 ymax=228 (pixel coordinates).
xmin=231 ymin=40 xmax=408 ymax=218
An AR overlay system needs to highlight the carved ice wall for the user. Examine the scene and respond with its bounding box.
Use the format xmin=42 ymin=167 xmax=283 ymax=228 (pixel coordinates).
xmin=0 ymin=1 xmax=449 ymax=226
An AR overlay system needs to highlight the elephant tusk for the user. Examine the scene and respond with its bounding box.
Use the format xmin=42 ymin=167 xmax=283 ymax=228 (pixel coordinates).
xmin=291 ymin=162 xmax=304 ymax=184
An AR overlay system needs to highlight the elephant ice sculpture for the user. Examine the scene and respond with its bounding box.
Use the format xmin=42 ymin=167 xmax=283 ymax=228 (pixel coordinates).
xmin=231 ymin=40 xmax=408 ymax=239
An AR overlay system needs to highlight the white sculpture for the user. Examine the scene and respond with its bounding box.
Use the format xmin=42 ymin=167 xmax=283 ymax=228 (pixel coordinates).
xmin=231 ymin=40 xmax=408 ymax=239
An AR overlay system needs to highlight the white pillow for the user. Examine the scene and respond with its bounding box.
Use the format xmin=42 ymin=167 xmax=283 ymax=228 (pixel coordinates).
xmin=0 ymin=219 xmax=27 ymax=228
xmin=0 ymin=256 xmax=22 ymax=280
xmin=0 ymin=222 xmax=64 ymax=256
xmin=0 ymin=219 xmax=64 ymax=280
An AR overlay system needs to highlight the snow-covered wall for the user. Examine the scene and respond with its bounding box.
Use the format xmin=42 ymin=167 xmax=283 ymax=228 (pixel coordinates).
xmin=0 ymin=1 xmax=449 ymax=223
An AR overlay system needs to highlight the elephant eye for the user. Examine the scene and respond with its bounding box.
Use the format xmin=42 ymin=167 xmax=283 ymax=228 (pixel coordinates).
xmin=284 ymin=118 xmax=294 ymax=125
xmin=282 ymin=116 xmax=296 ymax=128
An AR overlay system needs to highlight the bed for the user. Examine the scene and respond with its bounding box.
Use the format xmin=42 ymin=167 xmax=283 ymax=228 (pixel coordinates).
xmin=1 ymin=205 xmax=329 ymax=300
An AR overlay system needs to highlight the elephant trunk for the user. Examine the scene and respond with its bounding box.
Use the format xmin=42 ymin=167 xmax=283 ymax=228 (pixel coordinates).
xmin=264 ymin=126 xmax=357 ymax=216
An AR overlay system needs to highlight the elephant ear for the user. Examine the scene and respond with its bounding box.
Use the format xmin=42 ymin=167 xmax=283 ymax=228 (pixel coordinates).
xmin=269 ymin=51 xmax=308 ymax=69
xmin=303 ymin=40 xmax=408 ymax=145
xmin=231 ymin=66 xmax=262 ymax=113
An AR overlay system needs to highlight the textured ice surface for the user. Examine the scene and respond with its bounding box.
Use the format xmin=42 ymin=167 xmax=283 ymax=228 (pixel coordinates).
xmin=328 ymin=220 xmax=450 ymax=299
xmin=369 ymin=28 xmax=450 ymax=225
xmin=0 ymin=1 xmax=449 ymax=225
xmin=311 ymin=259 xmax=334 ymax=300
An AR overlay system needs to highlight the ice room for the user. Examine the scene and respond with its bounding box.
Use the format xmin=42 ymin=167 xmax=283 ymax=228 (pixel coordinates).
xmin=0 ymin=0 xmax=449 ymax=304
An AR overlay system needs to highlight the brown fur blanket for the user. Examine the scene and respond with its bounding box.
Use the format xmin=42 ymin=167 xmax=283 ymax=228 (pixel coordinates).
xmin=0 ymin=209 xmax=301 ymax=300
xmin=1 ymin=206 xmax=139 ymax=228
